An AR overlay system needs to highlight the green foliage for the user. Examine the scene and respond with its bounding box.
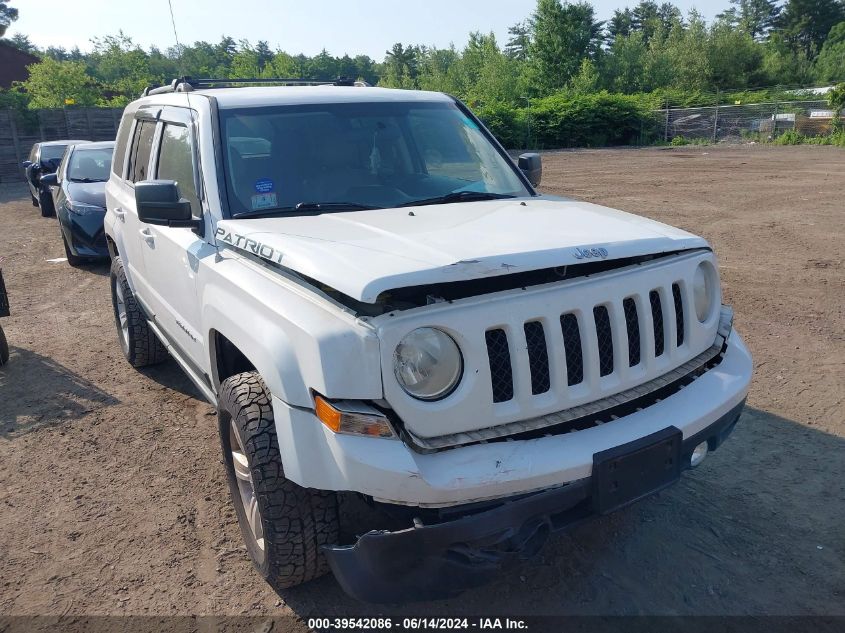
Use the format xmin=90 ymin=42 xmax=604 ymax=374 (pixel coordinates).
xmin=777 ymin=0 xmax=845 ymax=60
xmin=0 ymin=0 xmax=18 ymax=38
xmin=21 ymin=58 xmax=100 ymax=108
xmin=772 ymin=129 xmax=845 ymax=146
xmin=815 ymin=22 xmax=845 ymax=83
xmin=529 ymin=91 xmax=660 ymax=147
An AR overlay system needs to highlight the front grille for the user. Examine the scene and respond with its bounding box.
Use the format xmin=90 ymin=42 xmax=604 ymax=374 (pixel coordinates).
xmin=484 ymin=282 xmax=691 ymax=404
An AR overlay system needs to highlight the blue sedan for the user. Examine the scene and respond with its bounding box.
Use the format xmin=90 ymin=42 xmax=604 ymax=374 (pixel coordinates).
xmin=42 ymin=141 xmax=114 ymax=266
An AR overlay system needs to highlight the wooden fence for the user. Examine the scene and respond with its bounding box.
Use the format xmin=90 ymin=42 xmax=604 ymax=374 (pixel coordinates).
xmin=0 ymin=107 xmax=123 ymax=184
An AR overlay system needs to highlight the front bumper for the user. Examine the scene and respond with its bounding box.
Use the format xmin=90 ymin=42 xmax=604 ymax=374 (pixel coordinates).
xmin=324 ymin=399 xmax=746 ymax=603
xmin=273 ymin=330 xmax=752 ymax=507
xmin=58 ymin=207 xmax=109 ymax=258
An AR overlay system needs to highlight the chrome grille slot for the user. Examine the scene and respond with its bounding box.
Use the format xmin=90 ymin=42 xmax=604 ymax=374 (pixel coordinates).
xmin=593 ymin=306 xmax=614 ymax=377
xmin=649 ymin=290 xmax=665 ymax=357
xmin=623 ymin=297 xmax=641 ymax=366
xmin=485 ymin=329 xmax=514 ymax=403
xmin=672 ymin=283 xmax=685 ymax=347
xmin=524 ymin=321 xmax=551 ymax=395
xmin=560 ymin=313 xmax=583 ymax=386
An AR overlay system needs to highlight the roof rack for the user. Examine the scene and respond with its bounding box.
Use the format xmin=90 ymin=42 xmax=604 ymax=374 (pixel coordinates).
xmin=141 ymin=76 xmax=369 ymax=97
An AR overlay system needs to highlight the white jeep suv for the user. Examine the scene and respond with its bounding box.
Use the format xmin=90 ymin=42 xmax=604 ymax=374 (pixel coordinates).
xmin=104 ymin=78 xmax=752 ymax=603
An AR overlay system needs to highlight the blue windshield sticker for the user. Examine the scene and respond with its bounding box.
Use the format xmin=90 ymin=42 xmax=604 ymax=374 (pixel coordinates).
xmin=255 ymin=178 xmax=274 ymax=193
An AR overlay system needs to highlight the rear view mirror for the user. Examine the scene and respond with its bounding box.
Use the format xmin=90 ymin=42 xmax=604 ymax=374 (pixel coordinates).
xmin=40 ymin=173 xmax=58 ymax=187
xmin=518 ymin=153 xmax=542 ymax=187
xmin=135 ymin=180 xmax=199 ymax=231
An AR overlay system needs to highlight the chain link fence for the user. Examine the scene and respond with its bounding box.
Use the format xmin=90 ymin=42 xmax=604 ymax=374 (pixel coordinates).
xmin=658 ymin=100 xmax=835 ymax=143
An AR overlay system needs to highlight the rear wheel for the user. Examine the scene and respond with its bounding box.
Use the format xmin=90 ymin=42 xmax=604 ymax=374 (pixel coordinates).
xmin=0 ymin=325 xmax=8 ymax=366
xmin=219 ymin=371 xmax=339 ymax=590
xmin=38 ymin=189 xmax=54 ymax=217
xmin=109 ymin=256 xmax=168 ymax=367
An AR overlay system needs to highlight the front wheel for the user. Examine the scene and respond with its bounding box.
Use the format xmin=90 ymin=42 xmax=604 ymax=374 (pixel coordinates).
xmin=62 ymin=233 xmax=84 ymax=267
xmin=109 ymin=256 xmax=168 ymax=367
xmin=219 ymin=371 xmax=339 ymax=591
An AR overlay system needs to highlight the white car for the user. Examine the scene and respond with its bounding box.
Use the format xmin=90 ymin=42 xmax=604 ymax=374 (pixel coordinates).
xmin=104 ymin=79 xmax=752 ymax=603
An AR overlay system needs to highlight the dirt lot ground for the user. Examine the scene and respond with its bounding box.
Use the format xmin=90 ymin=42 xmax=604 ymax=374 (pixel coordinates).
xmin=0 ymin=146 xmax=843 ymax=626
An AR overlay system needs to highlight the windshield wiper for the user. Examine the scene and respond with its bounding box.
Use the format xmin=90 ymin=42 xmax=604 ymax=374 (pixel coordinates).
xmin=233 ymin=201 xmax=383 ymax=219
xmin=399 ymin=191 xmax=516 ymax=207
xmin=69 ymin=177 xmax=106 ymax=183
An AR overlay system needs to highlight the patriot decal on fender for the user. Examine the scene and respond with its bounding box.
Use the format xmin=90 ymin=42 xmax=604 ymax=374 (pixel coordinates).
xmin=215 ymin=227 xmax=284 ymax=264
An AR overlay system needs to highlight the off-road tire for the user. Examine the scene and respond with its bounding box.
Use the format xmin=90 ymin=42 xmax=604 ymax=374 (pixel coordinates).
xmin=219 ymin=371 xmax=339 ymax=590
xmin=62 ymin=233 xmax=84 ymax=267
xmin=0 ymin=325 xmax=8 ymax=366
xmin=109 ymin=256 xmax=168 ymax=367
xmin=38 ymin=189 xmax=54 ymax=217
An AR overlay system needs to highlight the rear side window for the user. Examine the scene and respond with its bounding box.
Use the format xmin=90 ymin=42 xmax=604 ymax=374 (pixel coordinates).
xmin=29 ymin=145 xmax=38 ymax=162
xmin=127 ymin=120 xmax=157 ymax=183
xmin=112 ymin=112 xmax=134 ymax=177
xmin=156 ymin=123 xmax=199 ymax=211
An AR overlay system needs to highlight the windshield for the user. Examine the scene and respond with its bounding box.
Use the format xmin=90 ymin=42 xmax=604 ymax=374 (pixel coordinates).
xmin=67 ymin=147 xmax=113 ymax=182
xmin=220 ymin=100 xmax=531 ymax=216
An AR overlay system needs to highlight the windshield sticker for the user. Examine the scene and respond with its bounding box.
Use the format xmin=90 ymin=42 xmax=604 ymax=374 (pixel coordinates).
xmin=251 ymin=192 xmax=278 ymax=210
xmin=216 ymin=227 xmax=284 ymax=265
xmin=254 ymin=178 xmax=274 ymax=193
xmin=460 ymin=115 xmax=479 ymax=130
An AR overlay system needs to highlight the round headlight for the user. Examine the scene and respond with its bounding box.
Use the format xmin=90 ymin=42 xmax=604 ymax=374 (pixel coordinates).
xmin=393 ymin=328 xmax=463 ymax=401
xmin=693 ymin=262 xmax=715 ymax=322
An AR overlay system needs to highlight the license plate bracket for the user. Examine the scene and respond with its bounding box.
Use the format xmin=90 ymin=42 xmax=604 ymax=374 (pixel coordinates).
xmin=592 ymin=426 xmax=682 ymax=515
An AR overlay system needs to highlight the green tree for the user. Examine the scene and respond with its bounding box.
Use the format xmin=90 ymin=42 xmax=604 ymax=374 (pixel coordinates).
xmin=814 ymin=21 xmax=845 ymax=82
xmin=527 ymin=0 xmax=604 ymax=95
xmin=21 ymin=58 xmax=99 ymax=108
xmin=382 ymin=43 xmax=419 ymax=88
xmin=88 ymin=32 xmax=156 ymax=103
xmin=717 ymin=0 xmax=780 ymax=39
xmin=608 ymin=8 xmax=634 ymax=43
xmin=0 ymin=0 xmax=18 ymax=37
xmin=778 ymin=0 xmax=845 ymax=59
xmin=505 ymin=21 xmax=531 ymax=60
xmin=5 ymin=32 xmax=36 ymax=54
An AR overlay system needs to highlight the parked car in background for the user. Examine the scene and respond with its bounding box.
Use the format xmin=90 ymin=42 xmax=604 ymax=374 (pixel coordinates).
xmin=0 ymin=267 xmax=9 ymax=366
xmin=41 ymin=142 xmax=114 ymax=266
xmin=22 ymin=140 xmax=90 ymax=217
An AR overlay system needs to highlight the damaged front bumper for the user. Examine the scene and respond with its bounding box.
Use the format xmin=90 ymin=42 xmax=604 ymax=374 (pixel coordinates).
xmin=323 ymin=399 xmax=746 ymax=603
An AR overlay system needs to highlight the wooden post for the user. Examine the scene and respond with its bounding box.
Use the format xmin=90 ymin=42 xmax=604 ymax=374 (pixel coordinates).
xmin=8 ymin=110 xmax=23 ymax=169
xmin=712 ymin=90 xmax=720 ymax=143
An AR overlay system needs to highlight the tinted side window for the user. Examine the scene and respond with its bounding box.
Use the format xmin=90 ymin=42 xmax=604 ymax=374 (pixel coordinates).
xmin=156 ymin=123 xmax=199 ymax=211
xmin=128 ymin=120 xmax=156 ymax=183
xmin=112 ymin=112 xmax=135 ymax=177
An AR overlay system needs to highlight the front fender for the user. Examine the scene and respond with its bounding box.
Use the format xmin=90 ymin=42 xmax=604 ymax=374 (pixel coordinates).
xmin=202 ymin=255 xmax=383 ymax=407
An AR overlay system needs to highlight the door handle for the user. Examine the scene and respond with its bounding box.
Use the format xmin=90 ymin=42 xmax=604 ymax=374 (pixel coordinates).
xmin=140 ymin=228 xmax=155 ymax=246
xmin=113 ymin=207 xmax=126 ymax=221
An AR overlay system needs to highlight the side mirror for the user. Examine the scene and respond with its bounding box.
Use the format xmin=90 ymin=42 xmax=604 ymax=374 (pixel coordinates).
xmin=40 ymin=173 xmax=58 ymax=187
xmin=135 ymin=180 xmax=199 ymax=231
xmin=21 ymin=160 xmax=32 ymax=169
xmin=518 ymin=153 xmax=542 ymax=187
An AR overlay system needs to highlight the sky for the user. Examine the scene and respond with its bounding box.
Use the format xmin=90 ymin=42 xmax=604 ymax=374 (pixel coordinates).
xmin=11 ymin=0 xmax=726 ymax=60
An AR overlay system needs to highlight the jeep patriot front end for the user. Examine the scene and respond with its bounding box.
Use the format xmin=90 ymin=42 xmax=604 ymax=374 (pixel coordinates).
xmin=104 ymin=79 xmax=752 ymax=603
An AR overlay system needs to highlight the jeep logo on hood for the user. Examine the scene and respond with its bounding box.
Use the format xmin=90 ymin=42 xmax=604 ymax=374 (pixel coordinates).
xmin=573 ymin=246 xmax=609 ymax=260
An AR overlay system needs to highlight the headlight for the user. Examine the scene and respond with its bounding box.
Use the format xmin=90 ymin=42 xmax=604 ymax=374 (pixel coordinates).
xmin=393 ymin=328 xmax=463 ymax=401
xmin=67 ymin=202 xmax=104 ymax=216
xmin=693 ymin=261 xmax=716 ymax=322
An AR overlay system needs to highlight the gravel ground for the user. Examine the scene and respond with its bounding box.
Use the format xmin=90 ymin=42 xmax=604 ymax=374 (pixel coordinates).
xmin=0 ymin=145 xmax=843 ymax=628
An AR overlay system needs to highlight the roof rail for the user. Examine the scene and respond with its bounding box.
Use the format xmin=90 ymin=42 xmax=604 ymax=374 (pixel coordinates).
xmin=141 ymin=76 xmax=368 ymax=97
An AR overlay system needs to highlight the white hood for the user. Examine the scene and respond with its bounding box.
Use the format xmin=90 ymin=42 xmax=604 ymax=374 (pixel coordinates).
xmin=215 ymin=198 xmax=708 ymax=303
